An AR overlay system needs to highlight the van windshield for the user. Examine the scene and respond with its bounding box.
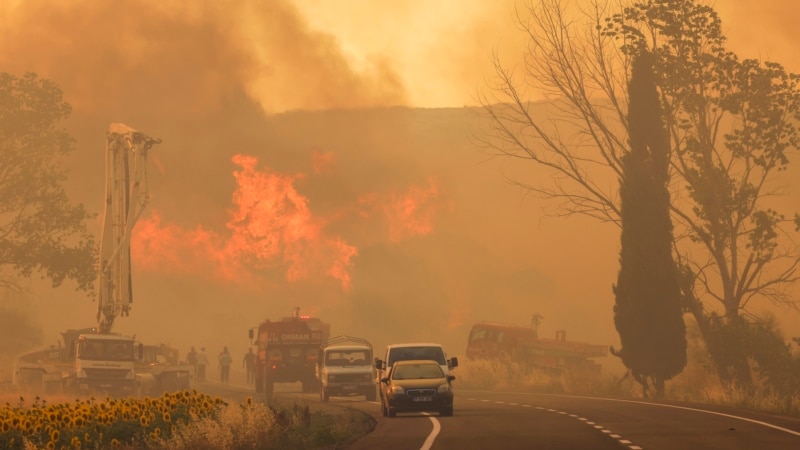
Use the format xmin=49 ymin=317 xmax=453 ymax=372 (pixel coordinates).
xmin=78 ymin=340 xmax=134 ymax=361
xmin=388 ymin=346 xmax=446 ymax=366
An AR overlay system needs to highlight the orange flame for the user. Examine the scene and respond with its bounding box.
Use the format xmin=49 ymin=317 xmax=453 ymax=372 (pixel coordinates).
xmin=131 ymin=154 xmax=357 ymax=290
xmin=311 ymin=150 xmax=335 ymax=174
xmin=384 ymin=178 xmax=440 ymax=242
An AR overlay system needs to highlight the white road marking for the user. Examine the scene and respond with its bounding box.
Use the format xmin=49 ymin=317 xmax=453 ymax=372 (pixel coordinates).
xmin=419 ymin=413 xmax=441 ymax=450
xmin=464 ymin=395 xmax=643 ymax=448
xmin=522 ymin=391 xmax=800 ymax=437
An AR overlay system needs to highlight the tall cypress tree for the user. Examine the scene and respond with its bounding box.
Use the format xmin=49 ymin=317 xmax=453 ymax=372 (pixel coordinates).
xmin=613 ymin=51 xmax=686 ymax=398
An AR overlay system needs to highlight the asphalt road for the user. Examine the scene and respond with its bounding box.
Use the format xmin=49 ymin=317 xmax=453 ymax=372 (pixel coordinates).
xmin=196 ymin=381 xmax=800 ymax=449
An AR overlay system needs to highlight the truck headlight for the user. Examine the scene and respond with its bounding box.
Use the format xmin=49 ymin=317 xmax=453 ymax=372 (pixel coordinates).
xmin=437 ymin=384 xmax=451 ymax=393
xmin=390 ymin=386 xmax=405 ymax=395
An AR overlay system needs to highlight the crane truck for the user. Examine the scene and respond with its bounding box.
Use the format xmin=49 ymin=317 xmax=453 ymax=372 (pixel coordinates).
xmin=14 ymin=124 xmax=189 ymax=396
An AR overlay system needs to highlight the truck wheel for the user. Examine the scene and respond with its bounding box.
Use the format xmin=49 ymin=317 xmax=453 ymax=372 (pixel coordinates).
xmin=365 ymin=387 xmax=377 ymax=402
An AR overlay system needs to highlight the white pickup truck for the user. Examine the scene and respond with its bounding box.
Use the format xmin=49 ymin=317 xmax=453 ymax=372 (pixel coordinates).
xmin=316 ymin=336 xmax=376 ymax=402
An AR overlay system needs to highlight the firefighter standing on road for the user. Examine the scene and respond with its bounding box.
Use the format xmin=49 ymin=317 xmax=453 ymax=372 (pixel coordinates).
xmin=219 ymin=346 xmax=233 ymax=384
xmin=195 ymin=347 xmax=209 ymax=381
xmin=243 ymin=348 xmax=256 ymax=385
xmin=186 ymin=346 xmax=197 ymax=378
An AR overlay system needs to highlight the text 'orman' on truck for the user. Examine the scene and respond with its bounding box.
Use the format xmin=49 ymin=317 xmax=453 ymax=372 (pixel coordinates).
xmin=248 ymin=308 xmax=331 ymax=398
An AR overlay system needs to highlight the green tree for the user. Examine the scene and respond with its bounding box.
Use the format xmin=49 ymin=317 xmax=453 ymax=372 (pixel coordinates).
xmin=479 ymin=0 xmax=800 ymax=389
xmin=0 ymin=72 xmax=96 ymax=294
xmin=613 ymin=51 xmax=686 ymax=397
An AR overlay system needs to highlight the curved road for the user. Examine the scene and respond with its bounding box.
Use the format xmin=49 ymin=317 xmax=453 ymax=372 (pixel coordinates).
xmin=198 ymin=382 xmax=800 ymax=449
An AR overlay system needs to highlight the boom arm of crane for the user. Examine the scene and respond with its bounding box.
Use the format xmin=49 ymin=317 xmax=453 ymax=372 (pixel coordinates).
xmin=96 ymin=123 xmax=161 ymax=334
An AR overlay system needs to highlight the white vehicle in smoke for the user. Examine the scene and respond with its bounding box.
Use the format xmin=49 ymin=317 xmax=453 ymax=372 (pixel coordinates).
xmin=316 ymin=336 xmax=376 ymax=402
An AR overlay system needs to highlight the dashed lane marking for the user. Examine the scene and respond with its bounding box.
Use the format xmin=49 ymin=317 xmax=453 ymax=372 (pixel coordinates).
xmin=464 ymin=397 xmax=643 ymax=449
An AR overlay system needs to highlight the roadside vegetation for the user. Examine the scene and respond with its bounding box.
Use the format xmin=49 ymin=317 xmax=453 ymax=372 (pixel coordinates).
xmin=0 ymin=390 xmax=372 ymax=450
xmin=457 ymin=321 xmax=800 ymax=419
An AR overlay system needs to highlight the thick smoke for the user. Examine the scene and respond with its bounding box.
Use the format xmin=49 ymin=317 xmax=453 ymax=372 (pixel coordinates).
xmin=3 ymin=0 xmax=796 ymax=374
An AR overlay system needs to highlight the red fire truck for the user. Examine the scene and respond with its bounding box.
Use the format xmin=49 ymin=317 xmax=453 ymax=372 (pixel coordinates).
xmin=466 ymin=321 xmax=608 ymax=375
xmin=248 ymin=309 xmax=331 ymax=397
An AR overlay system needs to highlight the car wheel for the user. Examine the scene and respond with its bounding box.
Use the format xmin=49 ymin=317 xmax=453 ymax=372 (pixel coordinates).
xmin=387 ymin=407 xmax=396 ymax=418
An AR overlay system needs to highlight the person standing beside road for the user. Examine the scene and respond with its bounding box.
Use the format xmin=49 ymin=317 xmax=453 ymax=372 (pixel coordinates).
xmin=218 ymin=346 xmax=233 ymax=384
xmin=195 ymin=347 xmax=209 ymax=381
xmin=186 ymin=346 xmax=197 ymax=378
xmin=243 ymin=348 xmax=255 ymax=385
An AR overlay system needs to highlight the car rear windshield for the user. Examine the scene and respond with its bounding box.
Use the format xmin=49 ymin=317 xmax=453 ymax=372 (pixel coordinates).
xmin=388 ymin=346 xmax=446 ymax=366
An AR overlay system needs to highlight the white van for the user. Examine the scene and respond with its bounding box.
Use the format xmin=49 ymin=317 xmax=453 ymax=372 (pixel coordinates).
xmin=374 ymin=342 xmax=458 ymax=382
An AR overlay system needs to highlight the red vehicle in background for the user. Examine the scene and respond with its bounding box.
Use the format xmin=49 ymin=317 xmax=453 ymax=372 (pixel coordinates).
xmin=249 ymin=308 xmax=331 ymax=397
xmin=466 ymin=320 xmax=608 ymax=375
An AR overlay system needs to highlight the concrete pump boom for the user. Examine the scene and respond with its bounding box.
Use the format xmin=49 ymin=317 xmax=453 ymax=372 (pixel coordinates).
xmin=96 ymin=123 xmax=161 ymax=334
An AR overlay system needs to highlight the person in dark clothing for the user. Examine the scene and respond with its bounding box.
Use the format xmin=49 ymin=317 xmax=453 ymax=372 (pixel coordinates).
xmin=218 ymin=346 xmax=233 ymax=383
xmin=243 ymin=348 xmax=256 ymax=385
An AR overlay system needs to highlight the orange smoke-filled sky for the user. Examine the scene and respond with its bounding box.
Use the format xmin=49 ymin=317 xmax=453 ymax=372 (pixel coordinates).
xmin=2 ymin=0 xmax=799 ymax=359
xmin=3 ymin=0 xmax=795 ymax=113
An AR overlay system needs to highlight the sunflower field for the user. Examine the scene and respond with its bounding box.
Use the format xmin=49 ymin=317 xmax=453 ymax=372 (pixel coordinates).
xmin=0 ymin=390 xmax=227 ymax=449
xmin=0 ymin=390 xmax=371 ymax=449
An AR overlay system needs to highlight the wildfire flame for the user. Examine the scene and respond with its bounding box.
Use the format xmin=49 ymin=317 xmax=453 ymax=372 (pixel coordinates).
xmin=384 ymin=178 xmax=439 ymax=242
xmin=131 ymin=154 xmax=443 ymax=292
xmin=132 ymin=154 xmax=357 ymax=290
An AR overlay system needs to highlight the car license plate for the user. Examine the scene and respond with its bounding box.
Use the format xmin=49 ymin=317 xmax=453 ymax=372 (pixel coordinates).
xmin=342 ymin=384 xmax=356 ymax=391
xmin=412 ymin=396 xmax=433 ymax=402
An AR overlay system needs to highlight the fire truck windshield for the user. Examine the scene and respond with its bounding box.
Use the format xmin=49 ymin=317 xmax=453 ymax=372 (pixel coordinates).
xmin=79 ymin=340 xmax=134 ymax=361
